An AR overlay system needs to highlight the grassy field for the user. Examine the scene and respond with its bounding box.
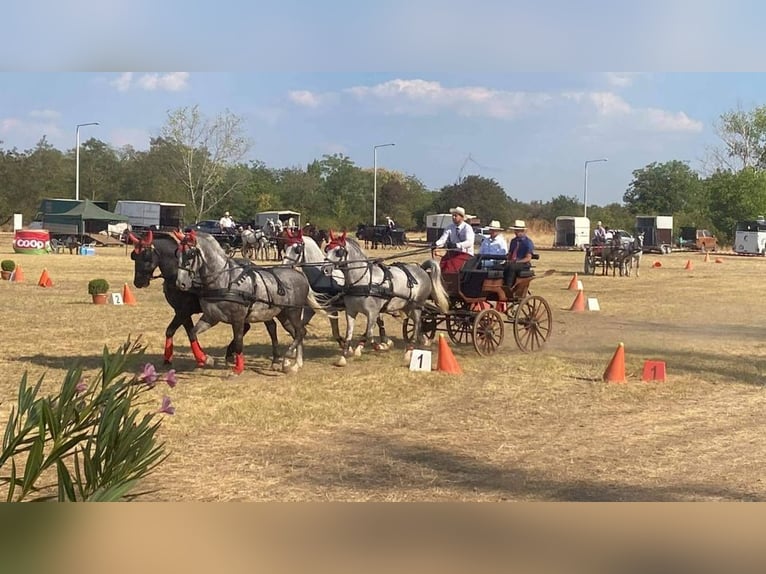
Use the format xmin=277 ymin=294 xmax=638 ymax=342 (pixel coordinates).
xmin=1 ymin=231 xmax=765 ymax=501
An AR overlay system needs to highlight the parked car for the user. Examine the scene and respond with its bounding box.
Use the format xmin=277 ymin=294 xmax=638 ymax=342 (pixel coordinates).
xmin=677 ymin=227 xmax=717 ymax=251
xmin=185 ymin=220 xmax=224 ymax=234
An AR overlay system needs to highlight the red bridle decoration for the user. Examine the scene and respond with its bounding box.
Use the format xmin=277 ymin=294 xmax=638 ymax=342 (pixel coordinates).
xmin=284 ymin=228 xmax=304 ymax=246
xmin=326 ymin=229 xmax=347 ymax=252
xmin=129 ymin=229 xmax=153 ymax=253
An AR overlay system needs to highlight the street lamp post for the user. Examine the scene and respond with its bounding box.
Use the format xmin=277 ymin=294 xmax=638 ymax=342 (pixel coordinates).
xmin=583 ymin=158 xmax=608 ymax=218
xmin=76 ymin=122 xmax=99 ymax=201
xmin=373 ymin=143 xmax=395 ymax=226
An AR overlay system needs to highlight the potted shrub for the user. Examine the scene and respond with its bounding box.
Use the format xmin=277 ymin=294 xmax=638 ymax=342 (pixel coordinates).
xmin=88 ymin=278 xmax=110 ymax=304
xmin=1 ymin=260 xmax=16 ymax=280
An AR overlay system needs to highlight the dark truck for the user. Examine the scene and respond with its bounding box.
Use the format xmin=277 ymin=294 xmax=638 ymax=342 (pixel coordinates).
xmin=677 ymin=227 xmax=717 ymax=252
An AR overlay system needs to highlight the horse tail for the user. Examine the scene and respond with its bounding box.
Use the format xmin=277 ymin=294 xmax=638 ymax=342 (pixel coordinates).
xmin=305 ymin=288 xmax=329 ymax=316
xmin=421 ymin=259 xmax=450 ymax=313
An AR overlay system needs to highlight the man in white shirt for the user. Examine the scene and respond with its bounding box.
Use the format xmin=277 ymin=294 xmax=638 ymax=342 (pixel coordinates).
xmin=219 ymin=211 xmax=235 ymax=230
xmin=434 ymin=206 xmax=475 ymax=273
xmin=479 ymin=220 xmax=507 ymax=267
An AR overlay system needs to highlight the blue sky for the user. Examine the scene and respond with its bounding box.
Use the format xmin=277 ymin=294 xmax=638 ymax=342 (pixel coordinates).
xmin=2 ymin=72 xmax=764 ymax=206
xmin=3 ymin=1 xmax=766 ymax=206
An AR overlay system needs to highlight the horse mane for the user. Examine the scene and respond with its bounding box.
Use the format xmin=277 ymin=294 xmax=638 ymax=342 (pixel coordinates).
xmin=301 ymin=235 xmax=325 ymax=261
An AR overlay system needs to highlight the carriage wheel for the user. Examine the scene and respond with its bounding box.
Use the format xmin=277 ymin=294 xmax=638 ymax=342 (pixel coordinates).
xmin=446 ymin=300 xmax=473 ymax=345
xmin=224 ymin=243 xmax=237 ymax=258
xmin=512 ymin=295 xmax=552 ymax=353
xmin=382 ymin=236 xmax=393 ymax=249
xmin=472 ymin=309 xmax=505 ymax=356
xmin=401 ymin=313 xmax=438 ymax=344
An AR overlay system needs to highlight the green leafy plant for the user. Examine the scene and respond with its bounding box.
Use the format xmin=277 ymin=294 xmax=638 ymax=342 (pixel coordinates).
xmin=87 ymin=278 xmax=110 ymax=295
xmin=0 ymin=336 xmax=177 ymax=502
xmin=1 ymin=260 xmax=16 ymax=272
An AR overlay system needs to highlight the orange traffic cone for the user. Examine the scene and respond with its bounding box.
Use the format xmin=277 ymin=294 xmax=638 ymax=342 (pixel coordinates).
xmin=715 ymin=258 xmax=724 ymax=264
xmin=436 ymin=334 xmax=462 ymax=374
xmin=37 ymin=269 xmax=53 ymax=288
xmin=568 ymin=290 xmax=586 ymax=312
xmin=568 ymin=273 xmax=579 ymax=290
xmin=122 ymin=283 xmax=137 ymax=305
xmin=703 ymin=252 xmax=710 ymax=263
xmin=652 ymin=261 xmax=662 ymax=268
xmin=603 ymin=342 xmax=627 ymax=383
xmin=684 ymin=259 xmax=693 ymax=271
xmin=11 ymin=264 xmax=25 ymax=283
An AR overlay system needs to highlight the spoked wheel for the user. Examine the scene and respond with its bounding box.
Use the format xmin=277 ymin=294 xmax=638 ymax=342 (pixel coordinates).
xmin=446 ymin=299 xmax=473 ymax=345
xmin=512 ymin=295 xmax=553 ymax=352
xmin=401 ymin=312 xmax=438 ymax=344
xmin=472 ymin=309 xmax=505 ymax=356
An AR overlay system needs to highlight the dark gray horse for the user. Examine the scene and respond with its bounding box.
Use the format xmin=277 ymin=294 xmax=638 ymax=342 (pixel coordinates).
xmin=129 ymin=230 xmax=283 ymax=369
xmin=322 ymin=231 xmax=450 ymax=365
xmin=175 ymin=230 xmax=325 ymax=375
xmin=282 ymin=230 xmax=392 ymax=366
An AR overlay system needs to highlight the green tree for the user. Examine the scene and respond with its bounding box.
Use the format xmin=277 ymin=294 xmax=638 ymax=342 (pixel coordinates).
xmin=707 ymin=168 xmax=766 ymax=242
xmin=707 ymin=104 xmax=766 ymax=172
xmin=160 ymin=105 xmax=252 ymax=219
xmin=432 ymin=175 xmax=514 ymax=226
xmin=623 ymin=161 xmax=702 ymax=215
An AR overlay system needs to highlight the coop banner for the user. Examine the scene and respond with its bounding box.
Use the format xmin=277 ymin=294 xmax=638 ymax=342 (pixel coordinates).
xmin=13 ymin=230 xmax=51 ymax=254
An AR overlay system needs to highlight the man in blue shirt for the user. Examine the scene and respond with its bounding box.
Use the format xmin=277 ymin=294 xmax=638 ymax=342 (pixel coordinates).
xmin=505 ymin=219 xmax=535 ymax=284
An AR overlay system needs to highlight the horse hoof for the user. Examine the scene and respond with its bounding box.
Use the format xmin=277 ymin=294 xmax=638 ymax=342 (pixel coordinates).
xmin=283 ymin=363 xmax=299 ymax=374
xmin=353 ymin=346 xmax=363 ymax=357
xmin=334 ymin=356 xmax=348 ymax=367
xmin=403 ymin=349 xmax=413 ymax=365
xmin=271 ymin=361 xmax=282 ymax=371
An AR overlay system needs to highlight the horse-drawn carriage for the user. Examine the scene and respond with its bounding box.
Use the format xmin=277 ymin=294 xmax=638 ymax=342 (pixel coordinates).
xmin=356 ymin=224 xmax=407 ymax=249
xmin=401 ymin=253 xmax=553 ymax=356
xmin=583 ymin=230 xmax=635 ymax=275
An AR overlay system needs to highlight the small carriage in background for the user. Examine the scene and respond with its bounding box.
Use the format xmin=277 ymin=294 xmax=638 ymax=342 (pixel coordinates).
xmin=402 ymin=253 xmax=553 ymax=356
xmin=583 ymin=229 xmax=635 ymax=274
xmin=356 ymin=224 xmax=408 ymax=249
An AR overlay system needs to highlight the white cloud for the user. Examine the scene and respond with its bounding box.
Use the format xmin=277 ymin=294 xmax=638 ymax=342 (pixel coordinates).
xmin=287 ymin=78 xmax=702 ymax=134
xmin=644 ymin=108 xmax=703 ymax=133
xmin=604 ymin=72 xmax=644 ymax=88
xmin=137 ymin=72 xmax=189 ymax=91
xmin=0 ymin=117 xmax=63 ymax=141
xmin=345 ymin=79 xmax=553 ymax=119
xmin=288 ymin=90 xmax=324 ymax=108
xmin=29 ymin=109 xmax=61 ymax=120
xmin=111 ymin=72 xmax=133 ymax=92
xmin=109 ymin=72 xmax=189 ymax=92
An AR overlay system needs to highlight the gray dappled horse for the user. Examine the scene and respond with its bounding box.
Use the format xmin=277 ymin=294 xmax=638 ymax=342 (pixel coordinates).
xmin=282 ymin=230 xmax=391 ymax=365
xmin=129 ymin=229 xmax=270 ymax=368
xmin=240 ymin=227 xmax=270 ymax=260
xmin=322 ymin=231 xmax=450 ymax=365
xmin=175 ymin=230 xmax=324 ymax=375
xmin=623 ymin=232 xmax=644 ymax=277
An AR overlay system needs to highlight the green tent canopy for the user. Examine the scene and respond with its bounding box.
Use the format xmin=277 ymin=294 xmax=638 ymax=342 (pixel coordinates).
xmin=43 ymin=199 xmax=129 ymax=236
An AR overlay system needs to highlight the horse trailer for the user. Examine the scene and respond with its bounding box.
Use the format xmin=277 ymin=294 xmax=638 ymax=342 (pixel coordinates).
xmin=114 ymin=200 xmax=186 ymax=231
xmin=426 ymin=213 xmax=453 ymax=243
xmin=734 ymin=219 xmax=766 ymax=255
xmin=554 ymin=216 xmax=590 ymax=248
xmin=253 ymin=210 xmax=300 ymax=230
xmin=635 ymin=215 xmax=674 ymax=254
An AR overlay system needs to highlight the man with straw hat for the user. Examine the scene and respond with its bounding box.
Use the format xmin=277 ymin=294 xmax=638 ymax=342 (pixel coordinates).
xmin=433 ymin=206 xmax=475 ymax=273
xmin=505 ymin=219 xmax=535 ymax=284
xmin=479 ymin=219 xmax=507 ymax=268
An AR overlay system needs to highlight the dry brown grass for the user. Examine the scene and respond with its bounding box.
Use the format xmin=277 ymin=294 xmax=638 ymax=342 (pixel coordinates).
xmin=1 ymin=232 xmax=766 ymax=501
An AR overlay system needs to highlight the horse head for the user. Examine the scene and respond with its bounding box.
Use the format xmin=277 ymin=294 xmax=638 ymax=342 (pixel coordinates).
xmin=129 ymin=229 xmax=156 ymax=288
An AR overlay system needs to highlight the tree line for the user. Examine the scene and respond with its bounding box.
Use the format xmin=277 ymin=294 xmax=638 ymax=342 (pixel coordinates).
xmin=1 ymin=103 xmax=765 ymax=242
